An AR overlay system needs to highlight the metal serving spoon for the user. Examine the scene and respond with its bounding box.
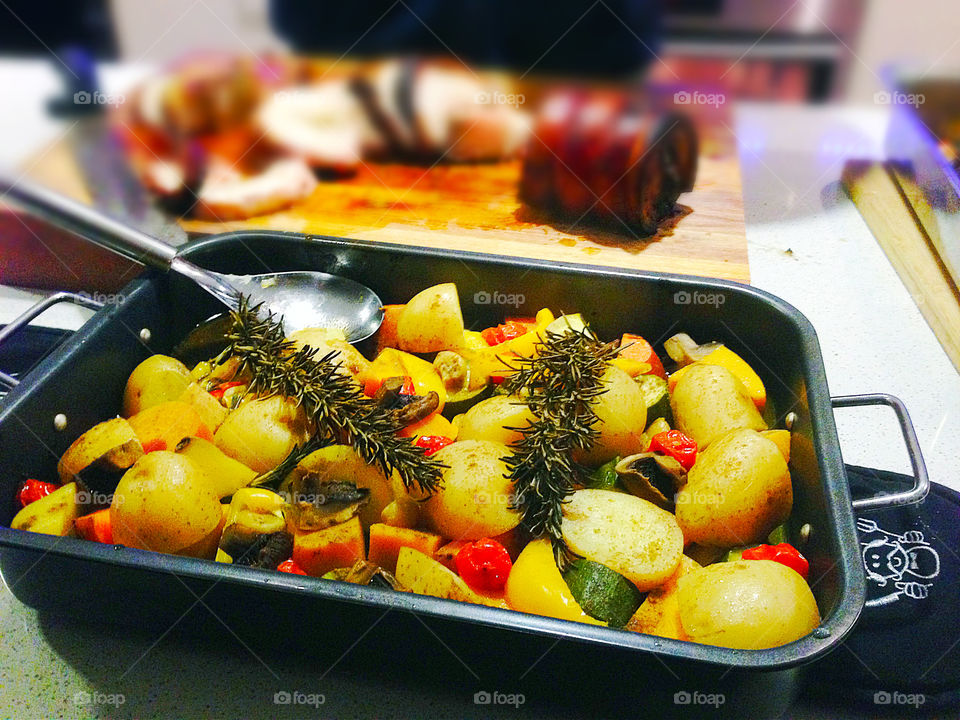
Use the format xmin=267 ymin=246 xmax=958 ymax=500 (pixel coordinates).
xmin=0 ymin=177 xmax=384 ymax=341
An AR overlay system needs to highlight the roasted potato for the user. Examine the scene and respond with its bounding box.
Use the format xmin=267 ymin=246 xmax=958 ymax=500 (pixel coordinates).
xmin=561 ymin=489 xmax=683 ymax=591
xmin=213 ymin=395 xmax=310 ymax=473
xmin=396 ymin=282 xmax=464 ymax=353
xmin=287 ymin=327 xmax=373 ymax=385
xmin=174 ymin=436 xmax=257 ymax=498
xmin=122 ymin=355 xmax=192 ymax=417
xmin=57 ymin=417 xmax=144 ymax=487
xmin=577 ymin=364 xmax=648 ymax=466
xmin=675 ymin=428 xmax=792 ymax=548
xmin=670 ymin=364 xmax=766 ymax=448
xmin=11 ymin=482 xmax=79 ymax=536
xmin=676 ymin=560 xmax=820 ymax=649
xmin=287 ymin=445 xmax=396 ymax=530
xmin=111 ymin=451 xmax=223 ymax=557
xmin=420 ymin=440 xmax=520 ymax=540
xmin=456 ymin=395 xmax=535 ymax=446
xmin=626 ymin=555 xmax=702 ymax=637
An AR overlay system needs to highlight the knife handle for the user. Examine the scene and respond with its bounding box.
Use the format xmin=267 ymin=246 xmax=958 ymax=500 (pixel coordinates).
xmin=0 ymin=175 xmax=178 ymax=270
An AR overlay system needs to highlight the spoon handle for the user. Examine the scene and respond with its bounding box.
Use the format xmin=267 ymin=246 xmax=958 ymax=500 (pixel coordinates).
xmin=0 ymin=174 xmax=178 ymax=269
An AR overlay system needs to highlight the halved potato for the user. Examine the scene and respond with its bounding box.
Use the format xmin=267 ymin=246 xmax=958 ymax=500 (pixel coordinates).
xmin=122 ymin=355 xmax=192 ymax=417
xmin=57 ymin=418 xmax=144 ymax=486
xmin=561 ymin=488 xmax=683 ymax=591
xmin=11 ymin=482 xmax=79 ymax=536
xmin=676 ymin=560 xmax=820 ymax=649
xmin=670 ymin=364 xmax=766 ymax=448
xmin=577 ymin=364 xmax=647 ymax=466
xmin=213 ymin=395 xmax=310 ymax=473
xmin=456 ymin=395 xmax=535 ymax=446
xmin=396 ymin=282 xmax=464 ymax=353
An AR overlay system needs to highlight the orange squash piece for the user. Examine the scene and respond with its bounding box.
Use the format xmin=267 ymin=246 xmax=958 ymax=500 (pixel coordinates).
xmin=368 ymin=523 xmax=444 ymax=573
xmin=292 ymin=516 xmax=366 ymax=577
xmin=127 ymin=401 xmax=212 ymax=453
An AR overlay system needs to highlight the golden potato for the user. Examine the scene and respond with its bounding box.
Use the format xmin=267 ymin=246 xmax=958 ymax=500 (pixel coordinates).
xmin=396 ymin=282 xmax=464 ymax=353
xmin=57 ymin=417 xmax=143 ymax=485
xmin=676 ymin=560 xmax=820 ymax=649
xmin=174 ymin=436 xmax=257 ymax=498
xmin=11 ymin=482 xmax=79 ymax=536
xmin=676 ymin=428 xmax=792 ymax=548
xmin=626 ymin=555 xmax=701 ymax=636
xmin=287 ymin=328 xmax=372 ymax=385
xmin=213 ymin=395 xmax=310 ymax=473
xmin=577 ymin=364 xmax=647 ymax=466
xmin=111 ymin=452 xmax=223 ymax=556
xmin=456 ymin=395 xmax=535 ymax=446
xmin=122 ymin=355 xmax=192 ymax=417
xmin=561 ymin=489 xmax=683 ymax=591
xmin=421 ymin=440 xmax=520 ymax=540
xmin=670 ymin=364 xmax=766 ymax=448
xmin=287 ymin=445 xmax=395 ymax=530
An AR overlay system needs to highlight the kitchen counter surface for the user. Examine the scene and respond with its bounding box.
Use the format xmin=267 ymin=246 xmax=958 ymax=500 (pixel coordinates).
xmin=1 ymin=60 xmax=958 ymax=719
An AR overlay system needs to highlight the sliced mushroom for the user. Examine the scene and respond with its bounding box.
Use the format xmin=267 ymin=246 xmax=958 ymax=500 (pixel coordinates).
xmin=289 ymin=478 xmax=370 ymax=531
xmin=433 ymin=351 xmax=470 ymax=394
xmin=393 ymin=391 xmax=440 ymax=427
xmin=324 ymin=559 xmax=406 ymax=590
xmin=615 ymin=452 xmax=687 ymax=511
xmin=663 ymin=333 xmax=723 ymax=367
xmin=231 ymin=531 xmax=294 ymax=570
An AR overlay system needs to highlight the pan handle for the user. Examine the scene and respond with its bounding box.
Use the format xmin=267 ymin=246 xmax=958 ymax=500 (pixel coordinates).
xmin=832 ymin=394 xmax=930 ymax=510
xmin=0 ymin=291 xmax=104 ymax=390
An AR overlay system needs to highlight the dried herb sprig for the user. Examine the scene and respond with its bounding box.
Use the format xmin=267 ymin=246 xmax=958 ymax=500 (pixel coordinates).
xmin=223 ymin=298 xmax=444 ymax=494
xmin=502 ymin=325 xmax=620 ymax=569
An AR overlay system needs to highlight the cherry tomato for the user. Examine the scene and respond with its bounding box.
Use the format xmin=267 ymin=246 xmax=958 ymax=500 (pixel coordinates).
xmin=17 ymin=478 xmax=58 ymax=508
xmin=649 ymin=429 xmax=698 ymax=471
xmin=209 ymin=380 xmax=244 ymax=400
xmin=741 ymin=543 xmax=809 ymax=579
xmin=277 ymin=559 xmax=308 ymax=575
xmin=455 ymin=538 xmax=513 ymax=592
xmin=414 ymin=435 xmax=454 ymax=456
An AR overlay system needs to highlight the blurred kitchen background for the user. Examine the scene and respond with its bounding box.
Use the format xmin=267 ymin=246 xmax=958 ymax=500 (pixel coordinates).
xmin=1 ymin=0 xmax=957 ymax=102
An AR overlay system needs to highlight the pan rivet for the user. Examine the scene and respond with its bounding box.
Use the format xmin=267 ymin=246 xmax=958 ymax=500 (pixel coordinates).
xmin=813 ymin=627 xmax=830 ymax=639
xmin=784 ymin=412 xmax=798 ymax=430
xmin=799 ymin=523 xmax=812 ymax=545
xmin=139 ymin=328 xmax=152 ymax=342
xmin=53 ymin=413 xmax=67 ymax=431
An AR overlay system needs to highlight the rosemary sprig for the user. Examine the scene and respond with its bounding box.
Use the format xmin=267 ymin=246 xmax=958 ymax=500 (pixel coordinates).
xmin=223 ymin=298 xmax=445 ymax=494
xmin=503 ymin=326 xmax=619 ymax=569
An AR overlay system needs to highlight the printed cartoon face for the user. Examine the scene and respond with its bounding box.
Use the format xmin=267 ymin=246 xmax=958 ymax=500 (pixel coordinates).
xmin=863 ymin=539 xmax=908 ymax=583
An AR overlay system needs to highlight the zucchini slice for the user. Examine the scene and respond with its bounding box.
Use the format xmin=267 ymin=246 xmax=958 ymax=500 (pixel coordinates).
xmin=440 ymin=383 xmax=494 ymax=419
xmin=563 ymin=558 xmax=644 ymax=627
xmin=635 ymin=374 xmax=672 ymax=425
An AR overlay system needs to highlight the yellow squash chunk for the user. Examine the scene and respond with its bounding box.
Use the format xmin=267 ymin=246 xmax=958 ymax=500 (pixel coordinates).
xmin=175 ymin=436 xmax=257 ymax=498
xmin=11 ymin=482 xmax=79 ymax=536
xmin=504 ymin=540 xmax=605 ymax=625
xmin=292 ymin=516 xmax=366 ymax=577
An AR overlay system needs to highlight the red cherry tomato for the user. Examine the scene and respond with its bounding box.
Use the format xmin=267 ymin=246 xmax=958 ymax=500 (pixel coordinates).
xmin=649 ymin=429 xmax=698 ymax=471
xmin=455 ymin=538 xmax=513 ymax=592
xmin=414 ymin=435 xmax=454 ymax=456
xmin=277 ymin=559 xmax=308 ymax=575
xmin=741 ymin=543 xmax=809 ymax=579
xmin=17 ymin=478 xmax=58 ymax=508
xmin=209 ymin=380 xmax=244 ymax=400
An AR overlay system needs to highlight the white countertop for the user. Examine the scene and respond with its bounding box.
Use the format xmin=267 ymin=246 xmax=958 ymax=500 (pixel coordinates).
xmin=1 ymin=60 xmax=958 ymax=719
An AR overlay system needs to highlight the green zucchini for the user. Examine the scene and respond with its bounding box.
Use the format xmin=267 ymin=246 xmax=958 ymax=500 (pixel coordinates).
xmin=563 ymin=559 xmax=644 ymax=627
xmin=636 ymin=374 xmax=672 ymax=425
xmin=441 ymin=383 xmax=495 ymax=419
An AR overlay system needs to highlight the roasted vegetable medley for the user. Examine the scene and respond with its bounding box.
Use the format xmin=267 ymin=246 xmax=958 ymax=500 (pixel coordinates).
xmin=9 ymin=282 xmax=820 ymax=649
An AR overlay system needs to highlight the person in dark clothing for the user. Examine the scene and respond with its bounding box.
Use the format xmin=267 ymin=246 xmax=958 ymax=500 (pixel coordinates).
xmin=271 ymin=0 xmax=662 ymax=77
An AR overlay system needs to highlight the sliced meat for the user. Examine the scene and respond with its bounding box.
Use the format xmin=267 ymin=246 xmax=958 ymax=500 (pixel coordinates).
xmin=351 ymin=58 xmax=418 ymax=156
xmin=194 ymin=157 xmax=318 ymax=220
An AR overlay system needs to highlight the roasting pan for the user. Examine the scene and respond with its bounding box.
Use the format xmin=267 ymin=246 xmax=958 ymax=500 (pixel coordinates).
xmin=0 ymin=232 xmax=928 ymax=718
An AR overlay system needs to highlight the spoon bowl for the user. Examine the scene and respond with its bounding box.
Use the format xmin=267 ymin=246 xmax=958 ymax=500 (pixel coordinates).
xmin=0 ymin=177 xmax=384 ymax=342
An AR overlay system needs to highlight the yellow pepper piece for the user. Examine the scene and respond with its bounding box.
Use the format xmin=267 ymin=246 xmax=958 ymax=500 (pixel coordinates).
xmin=462 ymin=330 xmax=488 ymax=350
xmin=505 ymin=540 xmax=606 ymax=626
xmin=611 ymin=357 xmax=652 ymax=378
xmin=668 ymin=346 xmax=766 ymax=410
